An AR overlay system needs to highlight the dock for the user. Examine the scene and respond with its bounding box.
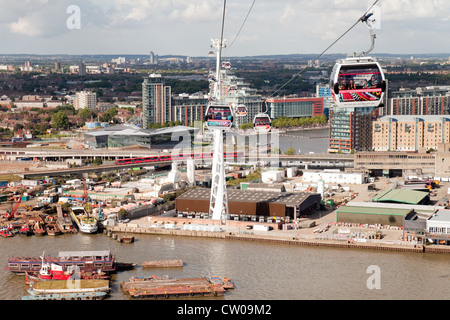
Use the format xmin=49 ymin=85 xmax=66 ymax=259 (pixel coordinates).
xmin=142 ymin=259 xmax=183 ymax=268
xmin=121 ymin=277 xmax=229 ymax=299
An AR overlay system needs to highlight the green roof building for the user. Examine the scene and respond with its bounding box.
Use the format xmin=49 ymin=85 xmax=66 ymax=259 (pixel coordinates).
xmin=371 ymin=189 xmax=430 ymax=205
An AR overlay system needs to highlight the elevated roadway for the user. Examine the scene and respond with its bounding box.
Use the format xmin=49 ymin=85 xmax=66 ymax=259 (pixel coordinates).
xmin=13 ymin=153 xmax=354 ymax=179
xmin=0 ymin=147 xmax=353 ymax=162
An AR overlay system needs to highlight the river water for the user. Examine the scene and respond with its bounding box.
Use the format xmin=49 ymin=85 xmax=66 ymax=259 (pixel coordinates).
xmin=2 ymin=232 xmax=450 ymax=301
xmin=2 ymin=128 xmax=449 ymax=302
xmin=278 ymin=127 xmax=329 ymax=154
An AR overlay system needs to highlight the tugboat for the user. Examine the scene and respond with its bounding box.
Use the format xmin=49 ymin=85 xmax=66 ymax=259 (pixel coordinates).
xmin=0 ymin=227 xmax=13 ymax=238
xmin=46 ymin=223 xmax=61 ymax=236
xmin=19 ymin=224 xmax=33 ymax=236
xmin=25 ymin=257 xmax=110 ymax=284
xmin=33 ymin=221 xmax=46 ymax=236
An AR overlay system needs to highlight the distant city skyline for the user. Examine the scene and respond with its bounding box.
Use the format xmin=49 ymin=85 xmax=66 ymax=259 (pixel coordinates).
xmin=0 ymin=0 xmax=449 ymax=57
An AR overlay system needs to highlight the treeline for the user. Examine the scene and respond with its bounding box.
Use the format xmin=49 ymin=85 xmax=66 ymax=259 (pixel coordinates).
xmin=271 ymin=114 xmax=328 ymax=128
xmin=147 ymin=121 xmax=182 ymax=129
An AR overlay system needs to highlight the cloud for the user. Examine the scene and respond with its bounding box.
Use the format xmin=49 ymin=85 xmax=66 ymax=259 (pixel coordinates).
xmin=9 ymin=16 xmax=44 ymax=36
xmin=0 ymin=0 xmax=448 ymax=55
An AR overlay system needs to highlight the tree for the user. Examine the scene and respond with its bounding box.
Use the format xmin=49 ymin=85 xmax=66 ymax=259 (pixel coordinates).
xmin=51 ymin=111 xmax=70 ymax=129
xmin=99 ymin=107 xmax=117 ymax=123
xmin=78 ymin=108 xmax=95 ymax=121
xmin=285 ymin=147 xmax=296 ymax=155
xmin=93 ymin=157 xmax=103 ymax=166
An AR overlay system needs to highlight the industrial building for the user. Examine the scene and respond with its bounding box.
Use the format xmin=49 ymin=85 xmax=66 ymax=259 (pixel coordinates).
xmin=426 ymin=209 xmax=450 ymax=245
xmin=371 ymin=189 xmax=430 ymax=205
xmin=336 ymin=201 xmax=441 ymax=228
xmin=175 ymin=188 xmax=321 ymax=221
xmin=301 ymin=170 xmax=365 ymax=185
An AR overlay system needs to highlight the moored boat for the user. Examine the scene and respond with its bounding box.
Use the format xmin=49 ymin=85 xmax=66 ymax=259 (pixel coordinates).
xmin=121 ymin=277 xmax=228 ymax=299
xmin=7 ymin=250 xmax=121 ymax=274
xmin=0 ymin=227 xmax=14 ymax=237
xmin=46 ymin=223 xmax=61 ymax=236
xmin=19 ymin=224 xmax=33 ymax=236
xmin=70 ymin=206 xmax=98 ymax=234
xmin=22 ymin=289 xmax=108 ymax=300
xmin=209 ymin=276 xmax=234 ymax=289
xmin=33 ymin=222 xmax=46 ymax=236
xmin=30 ymin=279 xmax=110 ymax=294
xmin=25 ymin=261 xmax=110 ymax=285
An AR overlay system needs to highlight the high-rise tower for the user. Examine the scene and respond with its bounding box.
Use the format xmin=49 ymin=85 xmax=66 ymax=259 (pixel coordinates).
xmin=142 ymin=73 xmax=172 ymax=128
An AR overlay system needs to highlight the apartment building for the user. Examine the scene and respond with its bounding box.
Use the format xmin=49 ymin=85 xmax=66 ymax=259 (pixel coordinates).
xmin=142 ymin=73 xmax=172 ymax=128
xmin=372 ymin=115 xmax=450 ymax=152
xmin=381 ymin=86 xmax=450 ymax=116
xmin=74 ymin=91 xmax=97 ymax=111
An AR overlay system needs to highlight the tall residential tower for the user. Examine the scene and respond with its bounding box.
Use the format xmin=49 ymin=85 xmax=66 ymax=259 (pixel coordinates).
xmin=142 ymin=73 xmax=172 ymax=128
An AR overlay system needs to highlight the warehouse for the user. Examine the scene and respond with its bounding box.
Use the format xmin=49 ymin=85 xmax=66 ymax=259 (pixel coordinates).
xmin=175 ymin=188 xmax=321 ymax=221
xmin=336 ymin=205 xmax=411 ymax=227
xmin=336 ymin=201 xmax=441 ymax=228
xmin=427 ymin=209 xmax=450 ymax=245
xmin=371 ymin=189 xmax=430 ymax=205
xmin=301 ymin=170 xmax=365 ymax=185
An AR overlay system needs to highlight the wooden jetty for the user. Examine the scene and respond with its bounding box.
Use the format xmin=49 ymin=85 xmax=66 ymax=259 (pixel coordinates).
xmin=121 ymin=277 xmax=230 ymax=299
xmin=142 ymin=259 xmax=183 ymax=268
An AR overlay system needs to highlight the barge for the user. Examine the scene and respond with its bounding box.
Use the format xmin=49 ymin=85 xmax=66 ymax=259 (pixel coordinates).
xmin=22 ymin=289 xmax=108 ymax=300
xmin=30 ymin=279 xmax=110 ymax=294
xmin=121 ymin=277 xmax=231 ymax=299
xmin=142 ymin=259 xmax=183 ymax=268
xmin=6 ymin=250 xmax=118 ymax=274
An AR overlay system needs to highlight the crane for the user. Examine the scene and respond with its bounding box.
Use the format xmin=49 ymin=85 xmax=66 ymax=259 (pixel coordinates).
xmin=4 ymin=195 xmax=22 ymax=220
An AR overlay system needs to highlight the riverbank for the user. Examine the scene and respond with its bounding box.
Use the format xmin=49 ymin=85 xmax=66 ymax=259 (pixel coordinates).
xmin=107 ymin=216 xmax=450 ymax=255
xmin=283 ymin=124 xmax=329 ymax=133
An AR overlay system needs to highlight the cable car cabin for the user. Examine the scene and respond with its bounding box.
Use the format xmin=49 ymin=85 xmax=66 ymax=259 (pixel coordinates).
xmin=253 ymin=114 xmax=271 ymax=133
xmin=236 ymin=105 xmax=247 ymax=117
xmin=204 ymin=103 xmax=234 ymax=130
xmin=330 ymin=57 xmax=386 ymax=108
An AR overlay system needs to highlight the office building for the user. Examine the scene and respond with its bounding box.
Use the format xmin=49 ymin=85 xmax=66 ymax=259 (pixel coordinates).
xmin=266 ymin=96 xmax=324 ymax=120
xmin=74 ymin=91 xmax=97 ymax=111
xmin=142 ymin=73 xmax=172 ymax=128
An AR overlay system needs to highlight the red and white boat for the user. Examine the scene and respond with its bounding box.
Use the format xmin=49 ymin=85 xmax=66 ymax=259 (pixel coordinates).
xmin=0 ymin=227 xmax=13 ymax=238
xmin=25 ymin=258 xmax=109 ymax=284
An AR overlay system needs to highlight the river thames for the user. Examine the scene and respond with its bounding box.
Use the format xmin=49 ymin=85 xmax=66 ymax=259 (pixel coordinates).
xmin=2 ymin=232 xmax=450 ymax=301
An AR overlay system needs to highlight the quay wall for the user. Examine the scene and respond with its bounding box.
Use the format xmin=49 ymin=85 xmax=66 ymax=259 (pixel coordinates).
xmin=107 ymin=224 xmax=450 ymax=254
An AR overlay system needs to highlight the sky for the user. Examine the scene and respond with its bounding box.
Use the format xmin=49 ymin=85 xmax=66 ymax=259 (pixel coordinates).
xmin=0 ymin=0 xmax=449 ymax=57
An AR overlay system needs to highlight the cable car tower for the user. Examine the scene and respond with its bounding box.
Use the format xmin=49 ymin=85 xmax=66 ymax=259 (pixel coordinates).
xmin=205 ymin=1 xmax=232 ymax=222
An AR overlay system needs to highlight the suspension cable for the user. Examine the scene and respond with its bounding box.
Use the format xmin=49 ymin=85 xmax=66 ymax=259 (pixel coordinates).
xmin=269 ymin=0 xmax=380 ymax=98
xmin=227 ymin=0 xmax=256 ymax=49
